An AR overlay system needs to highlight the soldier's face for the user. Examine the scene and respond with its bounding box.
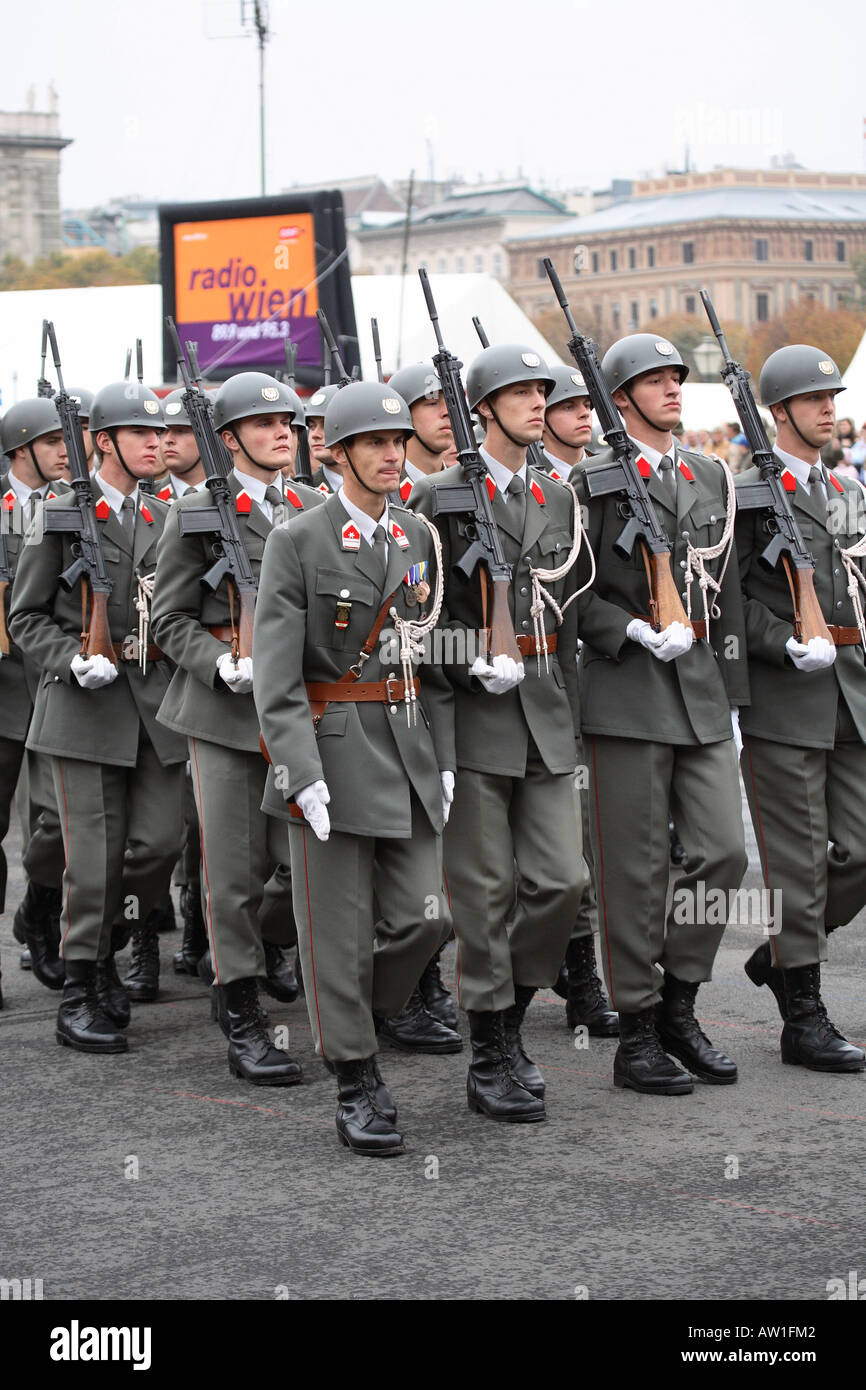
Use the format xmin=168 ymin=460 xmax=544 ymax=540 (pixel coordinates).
xmin=545 ymin=397 xmax=592 ymax=448
xmin=233 ymin=413 xmax=294 ymax=472
xmin=334 ymin=431 xmax=406 ymax=495
xmin=621 ymin=367 xmax=683 ymax=431
xmin=779 ymin=390 xmax=837 ymax=448
xmin=411 ymin=393 xmax=453 ymax=455
xmin=306 ymin=415 xmax=337 ymax=467
xmin=27 ymin=431 xmax=68 ymax=481
xmin=105 ymin=426 xmax=162 ymax=477
xmin=485 ymin=381 xmax=548 ymax=443
xmin=160 ymin=425 xmax=200 ymax=475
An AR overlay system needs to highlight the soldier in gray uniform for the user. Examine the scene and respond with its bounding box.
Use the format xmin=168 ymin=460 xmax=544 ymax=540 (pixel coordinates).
xmin=540 ymin=365 xmax=593 ymax=481
xmin=738 ymin=345 xmax=866 ymax=1072
xmin=387 ymin=362 xmax=453 ymax=504
xmin=151 ymin=372 xmax=322 ymax=1086
xmin=305 ymin=384 xmax=343 ymax=495
xmin=255 ymin=379 xmax=456 ymax=1155
xmin=9 ymin=381 xmax=187 ymax=1052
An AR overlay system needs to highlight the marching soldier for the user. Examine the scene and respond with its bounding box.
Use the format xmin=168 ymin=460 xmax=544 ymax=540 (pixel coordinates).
xmin=738 ymin=345 xmax=866 ymax=1072
xmin=151 ymin=372 xmax=321 ymax=1086
xmin=573 ymin=334 xmax=748 ymax=1094
xmin=156 ymin=391 xmax=207 ymax=500
xmin=540 ymin=365 xmax=593 ymax=480
xmin=8 ymin=381 xmax=187 ymax=1052
xmin=305 ymin=384 xmax=343 ymax=494
xmin=387 ymin=362 xmax=453 ymax=502
xmin=254 ymin=379 xmax=456 ymax=1155
xmin=410 ymin=344 xmax=588 ymax=1123
xmin=1 ymin=398 xmax=69 ymax=994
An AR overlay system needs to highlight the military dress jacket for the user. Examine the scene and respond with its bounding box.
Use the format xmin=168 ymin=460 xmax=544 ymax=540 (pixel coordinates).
xmin=8 ymin=480 xmax=185 ymax=768
xmin=254 ymin=492 xmax=455 ymax=838
xmin=409 ymin=463 xmax=584 ymax=778
xmin=736 ymin=460 xmax=866 ymax=749
xmin=571 ymin=445 xmax=749 ymax=746
xmin=151 ymin=473 xmax=323 ymax=754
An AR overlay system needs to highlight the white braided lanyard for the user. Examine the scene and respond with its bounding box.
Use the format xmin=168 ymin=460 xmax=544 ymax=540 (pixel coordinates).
xmin=388 ymin=510 xmax=445 ymax=725
xmin=837 ymin=477 xmax=866 ymax=650
xmin=681 ymin=453 xmax=737 ymax=634
xmin=135 ymin=572 xmax=155 ymax=675
xmin=527 ymin=479 xmax=595 ymax=674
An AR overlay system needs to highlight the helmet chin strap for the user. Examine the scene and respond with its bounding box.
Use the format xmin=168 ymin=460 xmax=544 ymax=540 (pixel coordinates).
xmin=105 ymin=428 xmax=139 ymax=482
xmin=782 ymin=399 xmax=819 ymax=452
xmin=623 ymin=386 xmax=669 ymax=437
xmin=228 ymin=423 xmax=270 ymax=472
xmin=544 ymin=416 xmax=585 ymax=451
xmin=411 ymin=428 xmax=441 ymax=462
xmin=486 ymin=399 xmax=532 ymax=450
xmin=26 ymin=443 xmax=50 ymax=486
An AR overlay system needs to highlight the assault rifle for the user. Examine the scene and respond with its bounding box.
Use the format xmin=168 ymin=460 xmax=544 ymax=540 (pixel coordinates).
xmin=543 ymin=258 xmax=688 ymax=630
xmin=283 ymin=337 xmax=298 ymax=389
xmin=316 ymin=310 xmax=351 ymax=386
xmin=283 ymin=338 xmax=314 ymax=485
xmin=37 ymin=320 xmax=54 ymax=398
xmin=419 ymin=269 xmax=521 ymax=663
xmin=700 ymin=290 xmax=830 ymax=643
xmin=165 ymin=317 xmax=257 ymax=661
xmin=371 ymin=318 xmax=384 ymax=383
xmin=471 ymin=314 xmax=547 ymax=473
xmin=39 ymin=323 xmax=114 ymax=659
xmin=134 ymin=340 xmax=156 ymax=497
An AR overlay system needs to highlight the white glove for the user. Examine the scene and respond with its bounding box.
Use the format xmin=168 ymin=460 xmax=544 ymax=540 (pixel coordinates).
xmin=440 ymin=771 xmax=455 ymax=826
xmin=71 ymin=652 xmax=118 ymax=689
xmin=730 ymin=707 xmax=743 ymax=758
xmin=470 ymin=653 xmax=525 ymax=694
xmin=217 ymin=652 xmax=254 ymax=694
xmin=627 ymin=618 xmax=694 ymax=663
xmin=295 ymin=780 xmax=331 ymax=841
xmin=785 ymin=635 xmax=836 ymax=673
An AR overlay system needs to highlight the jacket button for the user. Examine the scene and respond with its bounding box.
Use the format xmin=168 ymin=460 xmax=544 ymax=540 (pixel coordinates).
xmin=388 ymin=673 xmax=396 ymax=680
xmin=709 ymin=514 xmax=717 ymax=524
xmin=836 ymin=601 xmax=843 ymax=609
xmin=389 ymin=704 xmax=397 ymax=714
xmin=555 ymin=542 xmax=562 ymax=552
xmin=521 ymin=620 xmax=529 ymax=630
xmin=340 ymin=588 xmax=350 ymax=598
xmin=679 ymin=560 xmax=686 ymax=569
xmin=520 ymin=586 xmax=528 ymax=595
xmin=834 ymin=568 xmax=840 ymax=576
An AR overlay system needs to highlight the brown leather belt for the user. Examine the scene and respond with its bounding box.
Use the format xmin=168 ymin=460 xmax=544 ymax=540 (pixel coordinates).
xmin=632 ymin=614 xmax=706 ymax=640
xmin=208 ymin=625 xmax=235 ymax=643
xmin=827 ymin=625 xmax=862 ymax=646
xmin=111 ymin=640 xmax=165 ymax=663
xmin=305 ymin=677 xmax=420 ymax=705
xmin=516 ymin=632 xmax=558 ymax=657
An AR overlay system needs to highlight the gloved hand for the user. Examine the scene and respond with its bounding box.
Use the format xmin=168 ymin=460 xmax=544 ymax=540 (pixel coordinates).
xmin=627 ymin=618 xmax=694 ymax=663
xmin=71 ymin=652 xmax=118 ymax=689
xmin=217 ymin=652 xmax=254 ymax=694
xmin=730 ymin=707 xmax=743 ymax=758
xmin=785 ymin=635 xmax=836 ymax=672
xmin=295 ymin=780 xmax=331 ymax=841
xmin=440 ymin=771 xmax=455 ymax=826
xmin=470 ymin=652 xmax=525 ymax=694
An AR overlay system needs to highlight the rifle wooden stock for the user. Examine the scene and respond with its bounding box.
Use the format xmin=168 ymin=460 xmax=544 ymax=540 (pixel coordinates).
xmin=644 ymin=548 xmax=690 ymax=631
xmin=783 ymin=559 xmax=833 ymax=645
xmin=236 ymin=591 xmax=256 ymax=662
xmin=488 ymin=580 xmax=522 ymax=663
xmin=83 ymin=590 xmax=115 ymax=661
xmin=0 ymin=583 xmax=10 ymax=655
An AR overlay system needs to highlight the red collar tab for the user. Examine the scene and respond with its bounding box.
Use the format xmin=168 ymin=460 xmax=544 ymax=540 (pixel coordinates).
xmin=399 ymin=478 xmax=413 ymax=502
xmin=781 ymin=469 xmax=797 ymax=493
xmin=529 ymin=478 xmax=545 ymax=506
xmin=317 ymin=482 xmax=330 ymax=496
xmin=95 ymin=496 xmax=111 ymax=521
xmin=485 ymin=475 xmax=496 ymax=501
xmin=45 ymin=489 xmax=57 ymax=501
xmin=2 ymin=489 xmax=15 ymax=511
xmin=235 ymin=489 xmax=252 ymax=514
xmin=829 ymin=472 xmax=844 ymax=494
xmin=636 ymin=455 xmax=651 ymax=479
xmin=140 ymin=504 xmax=154 ymax=524
xmin=157 ymin=485 xmax=172 ymax=502
xmin=677 ymin=460 xmax=695 ymax=483
xmin=389 ymin=520 xmax=409 ymax=549
xmin=548 ymin=467 xmax=564 ymax=482
xmin=284 ymin=486 xmax=304 ymax=511
xmin=341 ymin=520 xmax=361 ymax=551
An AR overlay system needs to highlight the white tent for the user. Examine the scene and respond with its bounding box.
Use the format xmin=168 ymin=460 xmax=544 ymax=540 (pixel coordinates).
xmin=842 ymin=329 xmax=866 ymax=424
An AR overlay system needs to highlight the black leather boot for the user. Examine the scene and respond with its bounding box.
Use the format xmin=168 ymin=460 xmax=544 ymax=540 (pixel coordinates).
xmin=565 ymin=936 xmax=619 ymax=1036
xmin=781 ymin=964 xmax=865 ymax=1072
xmin=503 ymin=985 xmax=545 ymax=1097
xmin=261 ymin=941 xmax=299 ymax=1003
xmin=173 ymin=884 xmax=207 ymax=975
xmin=614 ymin=1008 xmax=693 ymax=1094
xmin=744 ymin=940 xmax=788 ymax=1019
xmin=149 ymin=896 xmax=177 ymax=933
xmin=334 ymin=1059 xmax=405 ymax=1156
xmin=56 ymin=960 xmax=128 ymax=1053
xmin=225 ymin=977 xmax=303 ymax=1085
xmin=211 ymin=984 xmax=230 ymax=1037
xmin=658 ymin=974 xmax=737 ymax=1083
xmin=418 ymin=948 xmax=459 ymax=1029
xmin=197 ymin=948 xmax=215 ymax=987
xmin=13 ymin=881 xmax=64 ymax=990
xmin=377 ymin=986 xmax=463 ymax=1052
xmin=96 ymin=953 xmax=130 ymax=1028
xmin=466 ymin=1010 xmax=546 ymax=1122
xmin=123 ymin=913 xmax=161 ymax=1002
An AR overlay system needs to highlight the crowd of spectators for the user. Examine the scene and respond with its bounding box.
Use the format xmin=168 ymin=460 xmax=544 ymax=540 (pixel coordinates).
xmin=669 ymin=417 xmax=866 ymax=479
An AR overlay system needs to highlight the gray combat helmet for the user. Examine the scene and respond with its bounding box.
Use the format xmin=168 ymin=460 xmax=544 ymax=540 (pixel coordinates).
xmin=90 ymin=381 xmax=165 ymax=434
xmin=546 ymin=364 xmax=591 ymax=409
xmin=602 ymin=334 xmax=689 ymax=392
xmin=161 ymin=388 xmax=193 ymax=429
xmin=304 ymin=383 xmax=341 ymax=421
xmin=466 ymin=344 xmax=556 ymax=410
xmin=0 ymin=396 xmax=63 ymax=454
xmin=759 ymin=345 xmax=845 ymax=406
xmin=387 ymin=363 xmax=442 ymax=409
xmin=324 ymin=381 xmax=412 ymax=449
xmin=213 ymin=372 xmax=301 ymax=431
xmin=66 ymin=387 xmax=95 ymax=421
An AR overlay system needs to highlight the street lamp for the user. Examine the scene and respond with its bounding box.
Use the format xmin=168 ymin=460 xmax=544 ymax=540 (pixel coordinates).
xmin=692 ymin=334 xmax=723 ymax=382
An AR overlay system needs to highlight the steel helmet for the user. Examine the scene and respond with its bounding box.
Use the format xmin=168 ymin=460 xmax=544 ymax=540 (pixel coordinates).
xmin=0 ymin=396 xmax=63 ymax=454
xmin=324 ymin=381 xmax=413 ymax=449
xmin=546 ymin=364 xmax=591 ymax=408
xmin=602 ymin=334 xmax=689 ymax=392
xmin=759 ymin=345 xmax=845 ymax=406
xmin=213 ymin=373 xmax=302 ymax=432
xmin=466 ymin=344 xmax=556 ymax=411
xmin=90 ymin=381 xmax=165 ymax=433
xmin=387 ymin=363 xmax=443 ymax=409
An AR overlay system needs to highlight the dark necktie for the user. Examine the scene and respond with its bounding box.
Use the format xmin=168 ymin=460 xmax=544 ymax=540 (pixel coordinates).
xmin=658 ymin=455 xmax=677 ymax=506
xmin=370 ymin=523 xmax=389 ymax=586
xmin=808 ymin=465 xmax=827 ymax=521
xmin=120 ymin=495 xmax=135 ymax=541
xmin=506 ymin=473 xmax=526 ymax=532
xmin=265 ymin=485 xmax=286 ymax=527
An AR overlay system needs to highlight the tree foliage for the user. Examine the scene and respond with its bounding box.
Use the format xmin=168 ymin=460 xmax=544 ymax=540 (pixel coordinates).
xmin=0 ymin=247 xmax=159 ymax=291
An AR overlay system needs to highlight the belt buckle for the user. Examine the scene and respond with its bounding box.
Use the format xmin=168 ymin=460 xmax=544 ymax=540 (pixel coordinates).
xmin=384 ymin=677 xmax=401 ymax=703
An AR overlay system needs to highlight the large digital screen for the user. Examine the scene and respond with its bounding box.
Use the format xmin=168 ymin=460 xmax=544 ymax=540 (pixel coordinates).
xmin=160 ymin=193 xmax=358 ymax=385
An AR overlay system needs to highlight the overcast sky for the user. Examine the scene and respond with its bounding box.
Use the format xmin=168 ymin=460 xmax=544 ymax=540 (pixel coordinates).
xmin=6 ymin=0 xmax=866 ymax=210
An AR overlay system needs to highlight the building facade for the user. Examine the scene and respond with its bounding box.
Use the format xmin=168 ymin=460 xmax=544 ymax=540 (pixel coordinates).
xmin=0 ymin=103 xmax=72 ymax=263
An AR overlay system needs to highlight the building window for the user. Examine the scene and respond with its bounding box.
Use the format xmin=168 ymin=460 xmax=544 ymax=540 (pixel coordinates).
xmin=837 ymin=240 xmax=846 ymax=263
xmin=475 ymin=253 xmax=484 ymax=273
xmin=630 ymin=300 xmax=639 ymax=328
xmin=756 ymin=292 xmax=769 ymax=322
xmin=493 ymin=252 xmax=502 ymax=277
xmin=456 ymin=256 xmax=464 ymax=273
xmin=649 ymin=298 xmax=658 ymax=319
xmin=437 ymin=257 xmax=447 ymax=273
xmin=591 ymin=251 xmax=599 ymax=274
xmin=610 ymin=250 xmax=618 ymax=272
xmin=384 ymin=264 xmax=393 ymax=275
xmin=612 ymin=303 xmax=621 ymax=332
xmin=755 ymin=238 xmax=769 ymax=262
xmin=685 ymin=295 xmax=696 ymax=314
xmin=804 ymin=239 xmax=813 ymax=262
xmin=647 ymin=245 xmax=655 ymax=268
xmin=683 ymin=241 xmax=695 ymax=264
xmin=628 ymin=247 xmax=636 ymax=270
xmin=536 ymin=258 xmax=547 ymax=279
